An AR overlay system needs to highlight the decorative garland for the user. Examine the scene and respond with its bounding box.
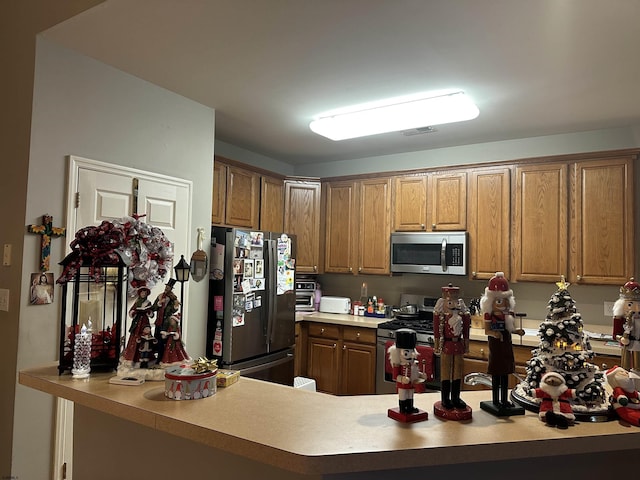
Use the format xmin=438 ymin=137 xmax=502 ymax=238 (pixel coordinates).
xmin=57 ymin=215 xmax=174 ymax=296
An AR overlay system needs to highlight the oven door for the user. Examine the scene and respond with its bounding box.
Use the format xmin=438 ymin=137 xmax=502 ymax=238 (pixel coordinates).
xmin=295 ymin=291 xmax=315 ymax=311
xmin=376 ymin=338 xmax=440 ymax=394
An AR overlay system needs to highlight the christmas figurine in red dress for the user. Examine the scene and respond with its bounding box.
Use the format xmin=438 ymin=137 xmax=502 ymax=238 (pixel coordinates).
xmin=433 ymin=283 xmax=472 ymax=420
xmin=122 ymin=286 xmax=154 ymax=364
xmin=387 ymin=328 xmax=428 ymax=423
xmin=612 ymin=278 xmax=640 ymax=372
xmin=479 ymin=272 xmax=525 ymax=416
xmin=535 ymin=371 xmax=576 ymax=429
xmin=159 ymin=314 xmax=190 ymax=365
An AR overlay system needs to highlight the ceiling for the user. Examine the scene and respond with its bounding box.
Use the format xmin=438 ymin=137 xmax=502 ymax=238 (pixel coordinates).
xmin=42 ymin=0 xmax=640 ymax=166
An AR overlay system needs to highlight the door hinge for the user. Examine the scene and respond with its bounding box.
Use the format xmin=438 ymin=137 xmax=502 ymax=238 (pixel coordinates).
xmin=75 ymin=192 xmax=80 ymax=208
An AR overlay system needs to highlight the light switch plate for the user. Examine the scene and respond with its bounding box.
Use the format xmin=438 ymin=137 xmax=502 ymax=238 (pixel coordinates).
xmin=2 ymin=244 xmax=10 ymax=266
xmin=0 ymin=289 xmax=9 ymax=312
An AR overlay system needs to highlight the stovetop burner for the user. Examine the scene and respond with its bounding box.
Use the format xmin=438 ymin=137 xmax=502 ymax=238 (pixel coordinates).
xmin=377 ymin=317 xmax=433 ymax=335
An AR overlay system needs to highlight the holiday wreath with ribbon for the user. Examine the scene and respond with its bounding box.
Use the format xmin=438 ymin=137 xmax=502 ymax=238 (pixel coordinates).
xmin=57 ymin=215 xmax=174 ymax=296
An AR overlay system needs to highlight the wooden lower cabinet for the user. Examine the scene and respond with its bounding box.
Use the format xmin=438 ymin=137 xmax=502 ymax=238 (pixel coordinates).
xmin=302 ymin=322 xmax=376 ymax=395
xmin=463 ymin=340 xmax=533 ymax=391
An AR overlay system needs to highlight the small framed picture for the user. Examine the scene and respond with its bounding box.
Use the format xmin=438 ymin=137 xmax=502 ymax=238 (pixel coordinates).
xmin=29 ymin=272 xmax=54 ymax=305
xmin=254 ymin=259 xmax=264 ymax=278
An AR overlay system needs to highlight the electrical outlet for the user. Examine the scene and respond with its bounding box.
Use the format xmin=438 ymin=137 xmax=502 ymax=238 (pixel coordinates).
xmin=0 ymin=289 xmax=9 ymax=312
xmin=604 ymin=301 xmax=615 ymax=317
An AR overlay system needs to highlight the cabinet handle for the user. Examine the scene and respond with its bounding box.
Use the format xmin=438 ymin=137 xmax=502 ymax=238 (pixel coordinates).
xmin=356 ymin=332 xmax=360 ymax=338
xmin=333 ymin=343 xmax=337 ymax=349
xmin=577 ymin=275 xmax=582 ymax=281
xmin=313 ymin=265 xmax=317 ymax=272
xmin=420 ymin=224 xmax=425 ymax=230
xmin=320 ymin=328 xmax=325 ymax=334
xmin=480 ymin=348 xmax=485 ymax=357
xmin=358 ymin=266 xmax=362 ymax=272
xmin=432 ymin=223 xmax=436 ymax=229
xmin=472 ymin=271 xmax=477 ymax=278
xmin=342 ymin=345 xmax=346 ymax=350
xmin=349 ymin=267 xmax=353 ymax=273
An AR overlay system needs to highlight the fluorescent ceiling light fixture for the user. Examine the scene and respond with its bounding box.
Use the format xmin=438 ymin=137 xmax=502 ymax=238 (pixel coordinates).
xmin=309 ymin=90 xmax=479 ymax=141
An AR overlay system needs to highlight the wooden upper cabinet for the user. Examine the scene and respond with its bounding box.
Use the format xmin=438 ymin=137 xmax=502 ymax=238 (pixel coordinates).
xmin=513 ymin=163 xmax=568 ymax=282
xmin=225 ymin=165 xmax=260 ymax=228
xmin=429 ymin=171 xmax=467 ymax=231
xmin=468 ymin=167 xmax=511 ymax=281
xmin=260 ymin=175 xmax=284 ymax=232
xmin=284 ymin=180 xmax=321 ymax=274
xmin=324 ymin=181 xmax=358 ymax=274
xmin=358 ymin=177 xmax=392 ymax=275
xmin=211 ymin=161 xmax=227 ymax=225
xmin=570 ymin=156 xmax=635 ymax=285
xmin=393 ymin=175 xmax=428 ymax=231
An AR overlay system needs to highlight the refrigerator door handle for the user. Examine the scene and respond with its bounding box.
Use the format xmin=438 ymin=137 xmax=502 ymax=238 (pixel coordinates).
xmin=237 ymin=351 xmax=294 ymax=376
xmin=266 ymin=238 xmax=277 ymax=348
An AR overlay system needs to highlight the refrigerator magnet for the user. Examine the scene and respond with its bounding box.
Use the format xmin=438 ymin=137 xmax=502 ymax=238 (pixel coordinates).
xmin=254 ymin=259 xmax=264 ymax=278
xmin=233 ymin=313 xmax=244 ymax=327
xmin=243 ymin=259 xmax=254 ymax=278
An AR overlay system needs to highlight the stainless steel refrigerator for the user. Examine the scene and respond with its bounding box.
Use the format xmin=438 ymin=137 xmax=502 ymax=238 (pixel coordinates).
xmin=206 ymin=226 xmax=296 ymax=386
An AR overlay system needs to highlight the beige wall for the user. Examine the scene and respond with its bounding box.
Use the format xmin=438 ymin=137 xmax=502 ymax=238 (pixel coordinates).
xmin=0 ymin=1 xmax=106 ymax=477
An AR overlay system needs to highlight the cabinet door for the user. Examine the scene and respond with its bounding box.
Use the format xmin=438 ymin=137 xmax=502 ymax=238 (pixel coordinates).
xmin=260 ymin=175 xmax=284 ymax=232
xmin=393 ymin=175 xmax=428 ymax=231
xmin=358 ymin=178 xmax=391 ymax=275
xmin=225 ymin=166 xmax=259 ymax=228
xmin=211 ymin=162 xmax=227 ymax=225
xmin=513 ymin=163 xmax=568 ymax=282
xmin=324 ymin=181 xmax=358 ymax=274
xmin=571 ymin=156 xmax=634 ymax=285
xmin=468 ymin=167 xmax=511 ymax=280
xmin=284 ymin=180 xmax=321 ymax=274
xmin=340 ymin=341 xmax=376 ymax=395
xmin=429 ymin=171 xmax=467 ymax=231
xmin=307 ymin=336 xmax=339 ymax=394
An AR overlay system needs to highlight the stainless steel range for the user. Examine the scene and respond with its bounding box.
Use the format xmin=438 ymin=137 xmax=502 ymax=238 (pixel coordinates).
xmin=376 ymin=295 xmax=441 ymax=394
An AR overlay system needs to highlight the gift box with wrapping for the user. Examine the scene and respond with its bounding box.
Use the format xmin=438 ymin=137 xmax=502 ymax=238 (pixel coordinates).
xmin=164 ymin=364 xmax=217 ymax=400
xmin=216 ymin=369 xmax=240 ymax=387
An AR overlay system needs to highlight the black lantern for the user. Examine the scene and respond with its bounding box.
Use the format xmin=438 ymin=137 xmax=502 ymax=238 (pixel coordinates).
xmin=58 ymin=254 xmax=128 ymax=374
xmin=174 ymin=254 xmax=190 ymax=321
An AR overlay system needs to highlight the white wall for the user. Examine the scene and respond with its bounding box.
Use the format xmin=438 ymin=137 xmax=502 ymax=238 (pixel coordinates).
xmin=14 ymin=38 xmax=214 ymax=479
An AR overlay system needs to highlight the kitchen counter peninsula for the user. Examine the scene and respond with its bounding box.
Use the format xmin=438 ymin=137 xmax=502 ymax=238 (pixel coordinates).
xmin=20 ymin=364 xmax=638 ymax=480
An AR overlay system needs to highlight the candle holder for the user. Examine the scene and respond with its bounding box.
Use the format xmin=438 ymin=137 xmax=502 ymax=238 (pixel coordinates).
xmin=72 ymin=324 xmax=91 ymax=378
xmin=58 ymin=255 xmax=128 ymax=374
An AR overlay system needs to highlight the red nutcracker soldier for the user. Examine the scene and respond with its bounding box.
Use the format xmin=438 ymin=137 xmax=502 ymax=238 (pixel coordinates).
xmin=433 ymin=283 xmax=472 ymax=420
xmin=479 ymin=272 xmax=525 ymax=416
xmin=387 ymin=328 xmax=428 ymax=423
xmin=612 ymin=278 xmax=640 ymax=372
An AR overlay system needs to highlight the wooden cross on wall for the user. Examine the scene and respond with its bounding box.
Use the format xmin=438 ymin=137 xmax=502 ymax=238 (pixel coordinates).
xmin=27 ymin=214 xmax=66 ymax=272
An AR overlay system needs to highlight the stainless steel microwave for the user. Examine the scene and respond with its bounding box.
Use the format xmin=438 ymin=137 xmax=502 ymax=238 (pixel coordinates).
xmin=390 ymin=232 xmax=467 ymax=275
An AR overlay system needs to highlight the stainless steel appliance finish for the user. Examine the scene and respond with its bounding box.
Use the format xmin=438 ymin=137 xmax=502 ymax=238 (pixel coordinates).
xmin=376 ymin=295 xmax=440 ymax=394
xmin=207 ymin=226 xmax=296 ymax=386
xmin=295 ymin=279 xmax=316 ymax=312
xmin=390 ymin=231 xmax=467 ymax=275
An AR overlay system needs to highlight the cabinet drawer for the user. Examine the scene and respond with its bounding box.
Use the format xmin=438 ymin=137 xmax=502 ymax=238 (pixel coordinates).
xmin=342 ymin=327 xmax=376 ymax=344
xmin=467 ymin=341 xmax=489 ymax=361
xmin=308 ymin=323 xmax=340 ymax=339
xmin=467 ymin=340 xmax=533 ymax=365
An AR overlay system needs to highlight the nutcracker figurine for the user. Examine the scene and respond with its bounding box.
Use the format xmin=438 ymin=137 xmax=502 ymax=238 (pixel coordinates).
xmin=479 ymin=272 xmax=525 ymax=416
xmin=613 ymin=278 xmax=640 ymax=372
xmin=387 ymin=328 xmax=428 ymax=423
xmin=433 ymin=284 xmax=472 ymax=420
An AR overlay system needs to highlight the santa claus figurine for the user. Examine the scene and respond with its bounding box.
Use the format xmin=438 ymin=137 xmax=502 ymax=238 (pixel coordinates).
xmin=535 ymin=372 xmax=576 ymax=429
xmin=612 ymin=278 xmax=640 ymax=372
xmin=606 ymin=365 xmax=640 ymax=426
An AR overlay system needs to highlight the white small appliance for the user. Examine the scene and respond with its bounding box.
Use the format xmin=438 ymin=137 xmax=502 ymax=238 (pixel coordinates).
xmin=319 ymin=296 xmax=351 ymax=314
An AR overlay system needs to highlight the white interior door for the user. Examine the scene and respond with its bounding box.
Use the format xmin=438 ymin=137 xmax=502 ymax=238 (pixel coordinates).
xmin=55 ymin=155 xmax=192 ymax=479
